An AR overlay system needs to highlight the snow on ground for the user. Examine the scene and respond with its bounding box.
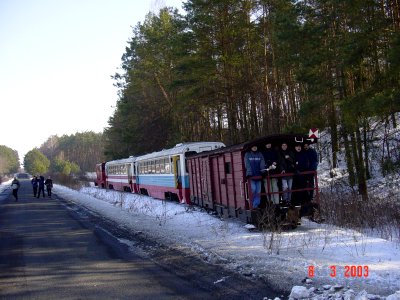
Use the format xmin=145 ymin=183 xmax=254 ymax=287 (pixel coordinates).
xmin=45 ymin=184 xmax=400 ymax=299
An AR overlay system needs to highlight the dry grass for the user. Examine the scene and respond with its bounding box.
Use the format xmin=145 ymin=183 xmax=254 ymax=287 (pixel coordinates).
xmin=319 ymin=192 xmax=400 ymax=242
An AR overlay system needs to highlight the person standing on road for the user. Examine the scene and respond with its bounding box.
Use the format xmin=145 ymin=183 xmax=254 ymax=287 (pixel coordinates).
xmin=31 ymin=175 xmax=38 ymax=197
xmin=45 ymin=176 xmax=53 ymax=197
xmin=11 ymin=177 xmax=20 ymax=201
xmin=37 ymin=175 xmax=45 ymax=198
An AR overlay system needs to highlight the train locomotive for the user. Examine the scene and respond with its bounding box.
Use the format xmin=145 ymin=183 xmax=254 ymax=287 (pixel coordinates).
xmin=94 ymin=134 xmax=319 ymax=226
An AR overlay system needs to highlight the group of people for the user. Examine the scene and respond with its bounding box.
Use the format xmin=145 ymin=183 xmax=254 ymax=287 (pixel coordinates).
xmin=244 ymin=141 xmax=318 ymax=210
xmin=31 ymin=175 xmax=53 ymax=198
xmin=10 ymin=175 xmax=54 ymax=201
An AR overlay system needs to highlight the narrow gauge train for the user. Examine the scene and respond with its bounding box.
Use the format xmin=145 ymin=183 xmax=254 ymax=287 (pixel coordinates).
xmin=187 ymin=134 xmax=319 ymax=224
xmin=95 ymin=134 xmax=319 ymax=225
xmin=95 ymin=142 xmax=225 ymax=203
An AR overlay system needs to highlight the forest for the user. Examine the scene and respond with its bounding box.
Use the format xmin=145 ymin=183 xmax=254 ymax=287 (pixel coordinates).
xmin=104 ymin=0 xmax=400 ymax=199
xmin=22 ymin=132 xmax=105 ymax=176
xmin=0 ymin=132 xmax=105 ymax=179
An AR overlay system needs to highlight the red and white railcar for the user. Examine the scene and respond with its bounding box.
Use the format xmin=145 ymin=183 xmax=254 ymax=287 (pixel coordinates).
xmin=135 ymin=142 xmax=225 ymax=203
xmin=105 ymin=156 xmax=137 ymax=192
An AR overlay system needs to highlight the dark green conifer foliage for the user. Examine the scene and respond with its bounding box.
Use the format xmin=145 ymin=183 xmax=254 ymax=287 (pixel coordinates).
xmin=105 ymin=0 xmax=400 ymax=196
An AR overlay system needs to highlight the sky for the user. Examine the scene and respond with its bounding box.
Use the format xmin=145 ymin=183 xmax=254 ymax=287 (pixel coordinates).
xmin=0 ymin=0 xmax=184 ymax=163
xmin=1 ymin=179 xmax=399 ymax=298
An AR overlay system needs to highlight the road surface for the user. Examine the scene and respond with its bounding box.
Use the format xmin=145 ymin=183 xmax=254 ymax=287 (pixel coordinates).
xmin=0 ymin=180 xmax=282 ymax=299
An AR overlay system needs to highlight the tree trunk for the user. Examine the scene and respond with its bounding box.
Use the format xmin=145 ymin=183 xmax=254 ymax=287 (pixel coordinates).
xmin=355 ymin=128 xmax=368 ymax=200
xmin=341 ymin=127 xmax=356 ymax=187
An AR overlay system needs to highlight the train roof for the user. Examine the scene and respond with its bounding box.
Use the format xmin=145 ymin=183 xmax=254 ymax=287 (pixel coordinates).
xmin=105 ymin=156 xmax=136 ymax=166
xmin=134 ymin=142 xmax=225 ymax=162
xmin=186 ymin=134 xmax=316 ymax=158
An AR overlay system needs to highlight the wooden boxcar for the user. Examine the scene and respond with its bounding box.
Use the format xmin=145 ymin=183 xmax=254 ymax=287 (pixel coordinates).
xmin=187 ymin=134 xmax=318 ymax=223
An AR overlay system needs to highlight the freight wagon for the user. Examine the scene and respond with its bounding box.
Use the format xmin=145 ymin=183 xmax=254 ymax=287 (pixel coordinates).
xmin=186 ymin=134 xmax=319 ymax=224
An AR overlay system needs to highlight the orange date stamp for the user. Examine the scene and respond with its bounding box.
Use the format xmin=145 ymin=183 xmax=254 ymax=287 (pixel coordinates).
xmin=308 ymin=265 xmax=369 ymax=278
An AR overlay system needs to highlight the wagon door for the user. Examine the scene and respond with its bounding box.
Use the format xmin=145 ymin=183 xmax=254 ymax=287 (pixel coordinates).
xmin=188 ymin=156 xmax=212 ymax=208
xmin=199 ymin=156 xmax=214 ymax=209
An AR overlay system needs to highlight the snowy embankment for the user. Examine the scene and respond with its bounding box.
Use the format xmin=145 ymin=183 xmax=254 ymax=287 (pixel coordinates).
xmin=52 ymin=184 xmax=400 ymax=299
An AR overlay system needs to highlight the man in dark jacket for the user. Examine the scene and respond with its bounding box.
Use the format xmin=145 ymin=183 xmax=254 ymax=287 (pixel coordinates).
xmin=45 ymin=176 xmax=53 ymax=197
xmin=11 ymin=177 xmax=20 ymax=201
xmin=292 ymin=143 xmax=310 ymax=206
xmin=303 ymin=143 xmax=318 ymax=199
xmin=278 ymin=143 xmax=295 ymax=204
xmin=262 ymin=143 xmax=279 ymax=204
xmin=37 ymin=175 xmax=45 ymax=198
xmin=31 ymin=175 xmax=38 ymax=197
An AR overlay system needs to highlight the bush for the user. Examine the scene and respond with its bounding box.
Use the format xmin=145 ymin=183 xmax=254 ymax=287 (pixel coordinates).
xmin=52 ymin=173 xmax=91 ymax=191
xmin=381 ymin=157 xmax=400 ymax=176
xmin=319 ymin=192 xmax=400 ymax=242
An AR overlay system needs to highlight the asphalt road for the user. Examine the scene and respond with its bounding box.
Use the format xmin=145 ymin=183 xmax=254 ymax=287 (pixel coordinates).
xmin=0 ymin=180 xmax=283 ymax=299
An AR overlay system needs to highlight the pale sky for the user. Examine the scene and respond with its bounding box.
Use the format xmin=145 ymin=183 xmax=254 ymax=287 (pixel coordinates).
xmin=0 ymin=0 xmax=184 ymax=163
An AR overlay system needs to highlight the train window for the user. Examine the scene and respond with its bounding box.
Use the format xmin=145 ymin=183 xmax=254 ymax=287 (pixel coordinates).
xmin=165 ymin=158 xmax=171 ymax=173
xmin=151 ymin=160 xmax=156 ymax=174
xmin=160 ymin=158 xmax=166 ymax=174
xmin=225 ymin=162 xmax=231 ymax=174
xmin=156 ymin=160 xmax=161 ymax=174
